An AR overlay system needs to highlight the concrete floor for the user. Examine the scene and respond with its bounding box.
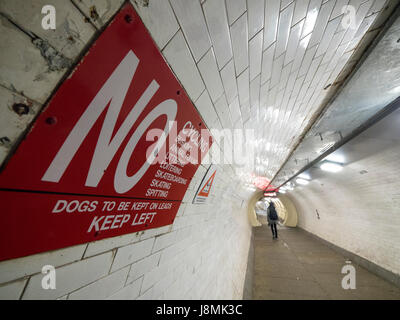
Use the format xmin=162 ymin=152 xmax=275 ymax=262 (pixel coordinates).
xmin=253 ymin=226 xmax=400 ymax=300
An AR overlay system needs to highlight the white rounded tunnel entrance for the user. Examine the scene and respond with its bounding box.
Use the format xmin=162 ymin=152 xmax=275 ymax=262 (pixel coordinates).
xmin=247 ymin=191 xmax=298 ymax=228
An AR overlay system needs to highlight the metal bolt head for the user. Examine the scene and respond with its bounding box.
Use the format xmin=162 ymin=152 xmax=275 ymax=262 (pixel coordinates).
xmin=12 ymin=103 xmax=29 ymax=116
xmin=45 ymin=117 xmax=57 ymax=125
xmin=125 ymin=15 xmax=133 ymax=23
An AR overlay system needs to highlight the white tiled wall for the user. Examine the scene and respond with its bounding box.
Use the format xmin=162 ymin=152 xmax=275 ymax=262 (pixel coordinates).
xmin=288 ymin=141 xmax=400 ymax=276
xmin=0 ymin=161 xmax=253 ymax=300
xmin=1 ymin=0 xmax=392 ymax=170
xmin=0 ymin=0 xmax=394 ymax=299
xmin=203 ymin=0 xmax=233 ymax=70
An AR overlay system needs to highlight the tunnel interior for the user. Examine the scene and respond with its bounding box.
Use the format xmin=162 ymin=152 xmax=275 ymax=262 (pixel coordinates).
xmin=0 ymin=0 xmax=400 ymax=301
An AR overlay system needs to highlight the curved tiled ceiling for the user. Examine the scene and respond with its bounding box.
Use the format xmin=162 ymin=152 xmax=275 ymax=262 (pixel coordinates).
xmin=133 ymin=0 xmax=396 ymax=186
xmin=273 ymin=2 xmax=400 ymax=187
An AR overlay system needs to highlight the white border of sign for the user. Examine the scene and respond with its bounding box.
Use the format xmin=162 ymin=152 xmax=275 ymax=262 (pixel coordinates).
xmin=192 ymin=164 xmax=217 ymax=204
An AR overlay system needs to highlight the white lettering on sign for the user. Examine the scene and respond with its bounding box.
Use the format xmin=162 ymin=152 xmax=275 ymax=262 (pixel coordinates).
xmin=52 ymin=199 xmax=98 ymax=213
xmin=132 ymin=212 xmax=157 ymax=226
xmin=42 ymin=50 xmax=177 ymax=194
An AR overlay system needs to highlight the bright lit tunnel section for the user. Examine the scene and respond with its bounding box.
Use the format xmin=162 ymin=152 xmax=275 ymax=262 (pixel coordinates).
xmin=248 ymin=189 xmax=298 ymax=228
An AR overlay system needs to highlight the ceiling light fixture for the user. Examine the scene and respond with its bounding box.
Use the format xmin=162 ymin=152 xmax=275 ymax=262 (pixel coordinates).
xmin=296 ymin=178 xmax=309 ymax=185
xmin=298 ymin=172 xmax=311 ymax=180
xmin=320 ymin=161 xmax=343 ymax=173
xmin=324 ymin=153 xmax=345 ymax=163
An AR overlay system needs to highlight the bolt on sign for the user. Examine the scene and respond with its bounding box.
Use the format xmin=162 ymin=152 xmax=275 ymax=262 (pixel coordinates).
xmin=0 ymin=4 xmax=213 ymax=262
xmin=193 ymin=165 xmax=217 ymax=204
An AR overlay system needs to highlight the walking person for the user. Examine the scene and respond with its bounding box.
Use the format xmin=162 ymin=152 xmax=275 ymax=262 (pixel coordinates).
xmin=267 ymin=201 xmax=279 ymax=239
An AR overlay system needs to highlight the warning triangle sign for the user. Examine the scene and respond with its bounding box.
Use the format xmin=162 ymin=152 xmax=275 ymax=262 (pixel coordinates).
xmin=198 ymin=171 xmax=216 ymax=197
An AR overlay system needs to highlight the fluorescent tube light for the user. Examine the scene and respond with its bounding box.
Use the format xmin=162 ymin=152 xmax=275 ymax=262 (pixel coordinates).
xmin=298 ymin=172 xmax=311 ymax=180
xmin=296 ymin=178 xmax=309 ymax=185
xmin=320 ymin=161 xmax=343 ymax=173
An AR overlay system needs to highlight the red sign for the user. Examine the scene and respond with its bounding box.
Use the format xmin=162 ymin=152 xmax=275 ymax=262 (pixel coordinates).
xmin=253 ymin=176 xmax=270 ymax=190
xmin=198 ymin=172 xmax=216 ymax=197
xmin=263 ymin=192 xmax=277 ymax=197
xmin=193 ymin=165 xmax=217 ymax=204
xmin=0 ymin=4 xmax=212 ymax=261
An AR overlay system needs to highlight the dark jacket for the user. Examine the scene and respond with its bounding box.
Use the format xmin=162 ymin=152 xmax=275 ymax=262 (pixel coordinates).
xmin=267 ymin=203 xmax=279 ymax=224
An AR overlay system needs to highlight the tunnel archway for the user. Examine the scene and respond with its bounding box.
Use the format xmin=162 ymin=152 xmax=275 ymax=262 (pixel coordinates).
xmin=248 ymin=191 xmax=298 ymax=227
